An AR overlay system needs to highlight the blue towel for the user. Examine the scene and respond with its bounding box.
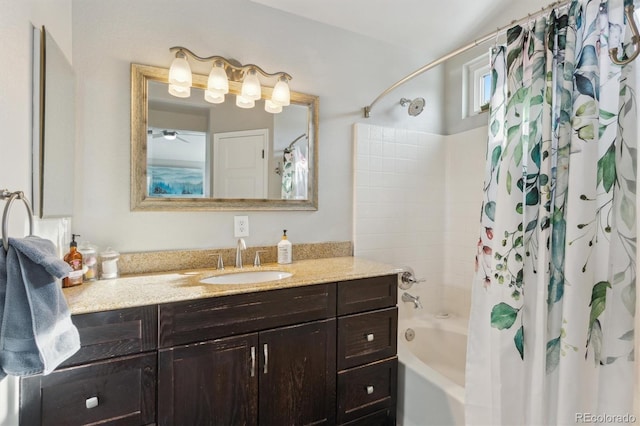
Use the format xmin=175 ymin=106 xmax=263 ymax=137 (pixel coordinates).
xmin=0 ymin=236 xmax=80 ymax=378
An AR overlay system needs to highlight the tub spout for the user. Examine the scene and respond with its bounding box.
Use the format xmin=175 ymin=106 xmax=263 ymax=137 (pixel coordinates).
xmin=402 ymin=292 xmax=423 ymax=309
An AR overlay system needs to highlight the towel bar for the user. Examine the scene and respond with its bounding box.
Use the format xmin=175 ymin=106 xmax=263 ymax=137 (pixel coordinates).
xmin=1 ymin=189 xmax=35 ymax=251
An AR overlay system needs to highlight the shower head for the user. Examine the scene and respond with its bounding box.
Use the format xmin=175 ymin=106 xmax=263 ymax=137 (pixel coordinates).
xmin=399 ymin=97 xmax=425 ymax=116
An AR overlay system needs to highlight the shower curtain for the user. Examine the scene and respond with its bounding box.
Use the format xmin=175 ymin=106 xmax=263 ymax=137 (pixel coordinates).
xmin=466 ymin=0 xmax=638 ymax=424
xmin=281 ymin=148 xmax=308 ymax=199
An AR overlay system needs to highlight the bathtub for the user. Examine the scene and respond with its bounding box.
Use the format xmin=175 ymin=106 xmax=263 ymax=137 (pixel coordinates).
xmin=397 ymin=314 xmax=468 ymax=426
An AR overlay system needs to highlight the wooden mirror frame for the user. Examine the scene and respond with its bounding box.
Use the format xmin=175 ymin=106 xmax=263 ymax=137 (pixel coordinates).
xmin=131 ymin=63 xmax=319 ymax=211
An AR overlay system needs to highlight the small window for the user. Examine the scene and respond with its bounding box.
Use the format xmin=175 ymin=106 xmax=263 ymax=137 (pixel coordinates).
xmin=462 ymin=53 xmax=491 ymax=118
xmin=475 ymin=68 xmax=492 ymax=113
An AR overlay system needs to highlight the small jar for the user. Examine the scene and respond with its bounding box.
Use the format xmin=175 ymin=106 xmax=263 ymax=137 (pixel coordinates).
xmin=78 ymin=241 xmax=98 ymax=281
xmin=100 ymin=247 xmax=120 ymax=279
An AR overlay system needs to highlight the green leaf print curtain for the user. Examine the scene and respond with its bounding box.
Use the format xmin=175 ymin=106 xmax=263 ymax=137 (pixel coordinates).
xmin=466 ymin=0 xmax=638 ymax=424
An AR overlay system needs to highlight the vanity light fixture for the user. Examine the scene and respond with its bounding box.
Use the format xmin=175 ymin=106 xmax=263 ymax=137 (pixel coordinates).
xmin=168 ymin=50 xmax=192 ymax=98
xmin=167 ymin=46 xmax=292 ymax=113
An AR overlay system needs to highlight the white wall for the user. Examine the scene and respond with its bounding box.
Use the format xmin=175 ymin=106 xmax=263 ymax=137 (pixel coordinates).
xmin=0 ymin=1 xmax=72 ymax=423
xmin=354 ymin=123 xmax=486 ymax=317
xmin=71 ymin=0 xmax=445 ymax=253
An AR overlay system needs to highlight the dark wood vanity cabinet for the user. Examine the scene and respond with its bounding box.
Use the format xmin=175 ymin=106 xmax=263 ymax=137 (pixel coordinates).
xmin=158 ymin=333 xmax=259 ymax=425
xmin=259 ymin=320 xmax=336 ymax=425
xmin=20 ymin=274 xmax=398 ymax=426
xmin=336 ymin=276 xmax=398 ymax=425
xmin=158 ymin=320 xmax=337 ymax=426
xmin=157 ymin=284 xmax=337 ymax=425
xmin=19 ymin=306 xmax=158 ymax=426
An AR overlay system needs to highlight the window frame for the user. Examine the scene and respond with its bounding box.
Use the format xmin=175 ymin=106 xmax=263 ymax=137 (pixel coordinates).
xmin=462 ymin=52 xmax=491 ymax=118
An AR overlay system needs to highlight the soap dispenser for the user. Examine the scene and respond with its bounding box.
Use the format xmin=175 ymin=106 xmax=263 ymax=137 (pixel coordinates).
xmin=63 ymin=234 xmax=83 ymax=288
xmin=277 ymin=230 xmax=292 ymax=264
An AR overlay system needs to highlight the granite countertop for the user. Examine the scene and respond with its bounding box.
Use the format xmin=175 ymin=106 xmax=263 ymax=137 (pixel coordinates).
xmin=63 ymin=257 xmax=401 ymax=315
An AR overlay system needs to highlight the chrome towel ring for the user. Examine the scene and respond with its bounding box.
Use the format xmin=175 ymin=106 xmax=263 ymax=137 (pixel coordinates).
xmin=1 ymin=189 xmax=35 ymax=252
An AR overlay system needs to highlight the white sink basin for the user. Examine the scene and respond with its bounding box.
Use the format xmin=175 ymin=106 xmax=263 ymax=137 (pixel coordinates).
xmin=200 ymin=270 xmax=293 ymax=285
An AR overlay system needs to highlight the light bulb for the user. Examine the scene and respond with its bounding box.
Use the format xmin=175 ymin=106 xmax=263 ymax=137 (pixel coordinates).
xmin=168 ymin=83 xmax=190 ymax=98
xmin=168 ymin=53 xmax=192 ymax=87
xmin=271 ymin=76 xmax=290 ymax=106
xmin=236 ymin=94 xmax=255 ymax=109
xmin=207 ymin=61 xmax=229 ymax=94
xmin=205 ymin=90 xmax=225 ymax=104
xmin=265 ymin=99 xmax=282 ymax=113
xmin=241 ymin=68 xmax=262 ymax=101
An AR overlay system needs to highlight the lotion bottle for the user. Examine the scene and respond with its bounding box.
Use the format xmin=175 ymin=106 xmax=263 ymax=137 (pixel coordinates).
xmin=277 ymin=230 xmax=292 ymax=264
xmin=63 ymin=234 xmax=83 ymax=288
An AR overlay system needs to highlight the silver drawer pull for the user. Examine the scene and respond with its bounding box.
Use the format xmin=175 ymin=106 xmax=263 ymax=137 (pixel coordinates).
xmin=86 ymin=396 xmax=99 ymax=409
xmin=366 ymin=333 xmax=374 ymax=342
xmin=366 ymin=386 xmax=374 ymax=395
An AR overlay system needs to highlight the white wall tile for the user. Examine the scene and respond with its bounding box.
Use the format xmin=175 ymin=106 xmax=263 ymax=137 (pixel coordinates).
xmin=354 ymin=123 xmax=487 ymax=316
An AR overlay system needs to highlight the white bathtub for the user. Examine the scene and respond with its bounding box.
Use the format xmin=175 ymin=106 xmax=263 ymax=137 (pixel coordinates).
xmin=397 ymin=315 xmax=468 ymax=426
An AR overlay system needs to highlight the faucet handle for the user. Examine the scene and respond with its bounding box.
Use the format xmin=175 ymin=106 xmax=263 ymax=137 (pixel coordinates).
xmin=254 ymin=250 xmax=266 ymax=267
xmin=211 ymin=253 xmax=224 ymax=270
xmin=399 ymin=270 xmax=425 ymax=289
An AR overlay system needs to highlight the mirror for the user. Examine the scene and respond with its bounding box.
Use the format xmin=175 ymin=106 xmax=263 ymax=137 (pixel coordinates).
xmin=32 ymin=26 xmax=75 ymax=218
xmin=131 ymin=64 xmax=319 ymax=211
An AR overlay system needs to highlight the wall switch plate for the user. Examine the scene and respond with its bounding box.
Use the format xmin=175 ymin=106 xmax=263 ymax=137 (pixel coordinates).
xmin=234 ymin=215 xmax=249 ymax=237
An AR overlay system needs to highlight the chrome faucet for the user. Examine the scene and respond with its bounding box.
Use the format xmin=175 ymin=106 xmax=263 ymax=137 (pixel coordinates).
xmin=235 ymin=238 xmax=246 ymax=268
xmin=402 ymin=292 xmax=423 ymax=309
xmin=253 ymin=250 xmax=266 ymax=267
xmin=211 ymin=253 xmax=224 ymax=270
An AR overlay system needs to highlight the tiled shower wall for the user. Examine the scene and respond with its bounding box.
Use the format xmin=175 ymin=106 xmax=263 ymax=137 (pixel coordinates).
xmin=443 ymin=126 xmax=487 ymax=288
xmin=353 ymin=123 xmax=486 ymax=316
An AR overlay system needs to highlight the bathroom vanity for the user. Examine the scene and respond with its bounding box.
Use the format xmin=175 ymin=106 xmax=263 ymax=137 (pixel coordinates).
xmin=19 ymin=257 xmax=399 ymax=425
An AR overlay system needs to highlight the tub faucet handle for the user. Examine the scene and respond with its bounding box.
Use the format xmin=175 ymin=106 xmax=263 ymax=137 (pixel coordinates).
xmin=400 ymin=268 xmax=425 ymax=290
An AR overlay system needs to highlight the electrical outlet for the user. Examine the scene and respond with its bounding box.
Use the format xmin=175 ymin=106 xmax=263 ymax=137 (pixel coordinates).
xmin=234 ymin=215 xmax=249 ymax=237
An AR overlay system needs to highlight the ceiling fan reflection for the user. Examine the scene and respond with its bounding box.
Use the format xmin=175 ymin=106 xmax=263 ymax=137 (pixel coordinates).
xmin=147 ymin=129 xmax=190 ymax=143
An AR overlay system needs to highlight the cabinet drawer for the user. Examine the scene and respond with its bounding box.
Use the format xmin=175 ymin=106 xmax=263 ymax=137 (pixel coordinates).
xmin=337 ymin=275 xmax=397 ymax=315
xmin=61 ymin=305 xmax=158 ymax=367
xmin=337 ymin=357 xmax=397 ymax=424
xmin=20 ymin=353 xmax=157 ymax=426
xmin=338 ymin=307 xmax=397 ymax=370
xmin=340 ymin=407 xmax=396 ymax=426
xmin=159 ymin=283 xmax=336 ymax=347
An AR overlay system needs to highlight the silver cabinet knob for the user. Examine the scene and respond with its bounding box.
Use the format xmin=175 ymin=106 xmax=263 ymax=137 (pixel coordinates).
xmin=86 ymin=396 xmax=99 ymax=409
xmin=366 ymin=386 xmax=374 ymax=395
xmin=366 ymin=333 xmax=374 ymax=342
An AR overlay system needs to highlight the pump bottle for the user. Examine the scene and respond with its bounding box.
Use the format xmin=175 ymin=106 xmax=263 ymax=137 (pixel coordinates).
xmin=63 ymin=234 xmax=84 ymax=288
xmin=277 ymin=230 xmax=292 ymax=264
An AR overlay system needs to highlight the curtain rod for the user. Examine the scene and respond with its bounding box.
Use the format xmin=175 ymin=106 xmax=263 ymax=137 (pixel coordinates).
xmin=362 ymin=0 xmax=572 ymax=118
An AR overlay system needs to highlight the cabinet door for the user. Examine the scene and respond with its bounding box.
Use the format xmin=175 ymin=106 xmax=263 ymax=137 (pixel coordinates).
xmin=259 ymin=319 xmax=336 ymax=425
xmin=158 ymin=333 xmax=258 ymax=426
